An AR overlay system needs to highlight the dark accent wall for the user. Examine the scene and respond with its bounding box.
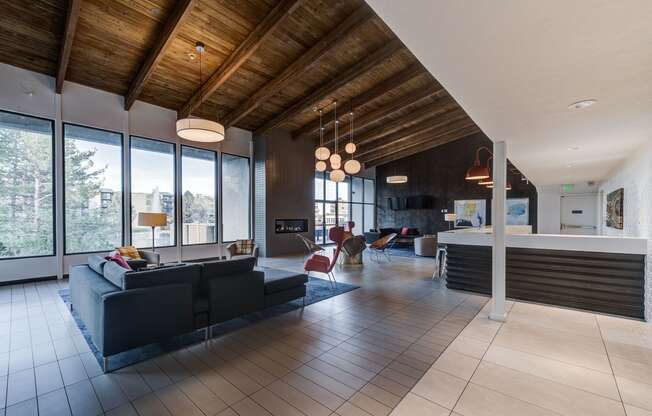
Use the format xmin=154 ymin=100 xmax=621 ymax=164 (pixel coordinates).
xmin=376 ymin=133 xmax=538 ymax=234
xmin=254 ymin=129 xmax=314 ymax=257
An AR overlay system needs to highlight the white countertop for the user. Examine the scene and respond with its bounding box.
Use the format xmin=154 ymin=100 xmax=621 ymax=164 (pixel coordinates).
xmin=438 ymin=229 xmax=649 ymax=255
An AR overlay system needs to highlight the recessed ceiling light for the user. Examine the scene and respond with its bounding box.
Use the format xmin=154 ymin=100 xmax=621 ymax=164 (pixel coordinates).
xmin=568 ymin=99 xmax=596 ymax=109
xmin=150 ymin=7 xmax=162 ymax=16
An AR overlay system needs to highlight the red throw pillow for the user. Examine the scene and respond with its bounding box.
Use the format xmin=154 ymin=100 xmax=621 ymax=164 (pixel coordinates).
xmin=106 ymin=254 xmax=132 ymax=270
xmin=401 ymin=227 xmax=409 ymax=236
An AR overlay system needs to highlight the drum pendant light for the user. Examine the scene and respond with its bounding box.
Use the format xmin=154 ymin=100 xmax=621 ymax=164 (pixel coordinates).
xmin=176 ymin=41 xmax=225 ymax=142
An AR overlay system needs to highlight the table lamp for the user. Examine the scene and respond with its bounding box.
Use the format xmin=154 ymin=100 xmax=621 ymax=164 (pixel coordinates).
xmin=444 ymin=213 xmax=457 ymax=230
xmin=138 ymin=212 xmax=167 ymax=252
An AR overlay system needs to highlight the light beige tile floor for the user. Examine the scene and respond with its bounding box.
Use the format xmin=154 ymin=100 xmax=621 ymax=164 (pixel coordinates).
xmin=391 ymin=297 xmax=652 ymax=416
xmin=0 ymin=252 xmax=489 ymax=415
xmin=3 ymin=253 xmax=651 ymax=416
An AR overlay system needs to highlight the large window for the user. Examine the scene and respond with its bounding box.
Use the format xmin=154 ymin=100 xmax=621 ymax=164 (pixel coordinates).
xmin=0 ymin=111 xmax=54 ymax=259
xmin=130 ymin=137 xmax=176 ymax=248
xmin=314 ymin=172 xmax=375 ymax=244
xmin=182 ymin=146 xmax=217 ymax=245
xmin=222 ymin=153 xmax=251 ymax=241
xmin=64 ymin=124 xmax=123 ymax=254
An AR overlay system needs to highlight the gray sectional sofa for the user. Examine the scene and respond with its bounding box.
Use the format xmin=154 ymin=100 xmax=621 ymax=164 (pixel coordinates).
xmin=69 ymin=256 xmax=308 ymax=371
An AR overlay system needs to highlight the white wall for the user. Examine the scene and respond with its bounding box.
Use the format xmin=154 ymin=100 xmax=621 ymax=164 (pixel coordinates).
xmin=599 ymin=141 xmax=652 ymax=239
xmin=0 ymin=63 xmax=252 ymax=282
xmin=536 ymin=182 xmax=599 ymax=234
xmin=598 ymin=141 xmax=652 ymax=320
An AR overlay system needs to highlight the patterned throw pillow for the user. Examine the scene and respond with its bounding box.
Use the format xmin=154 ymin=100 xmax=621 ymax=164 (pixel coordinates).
xmin=234 ymin=239 xmax=254 ymax=255
xmin=116 ymin=245 xmax=141 ymax=259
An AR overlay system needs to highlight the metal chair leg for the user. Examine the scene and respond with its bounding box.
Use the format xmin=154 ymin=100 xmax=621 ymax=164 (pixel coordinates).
xmin=103 ymin=357 xmax=108 ymax=373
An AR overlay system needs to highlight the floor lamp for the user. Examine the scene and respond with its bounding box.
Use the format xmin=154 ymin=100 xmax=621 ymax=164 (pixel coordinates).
xmin=445 ymin=213 xmax=457 ymax=230
xmin=138 ymin=212 xmax=167 ymax=261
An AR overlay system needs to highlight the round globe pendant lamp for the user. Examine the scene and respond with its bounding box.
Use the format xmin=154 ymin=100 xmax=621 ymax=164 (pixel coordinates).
xmin=315 ymin=160 xmax=327 ymax=172
xmin=330 ymin=169 xmax=345 ymax=182
xmin=176 ymin=41 xmax=225 ymax=143
xmin=314 ymin=109 xmax=330 ymax=161
xmin=344 ymin=159 xmax=361 ymax=174
xmin=315 ymin=146 xmax=330 ymax=161
xmin=329 ymin=153 xmax=341 ymax=167
xmin=345 ymin=142 xmax=356 ymax=154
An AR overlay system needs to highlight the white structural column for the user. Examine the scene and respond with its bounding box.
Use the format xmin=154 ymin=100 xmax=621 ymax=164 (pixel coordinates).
xmin=490 ymin=141 xmax=507 ymax=321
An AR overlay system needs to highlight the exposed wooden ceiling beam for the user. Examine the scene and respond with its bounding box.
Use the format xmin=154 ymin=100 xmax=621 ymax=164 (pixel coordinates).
xmin=124 ymin=0 xmax=197 ymax=110
xmin=319 ymin=83 xmax=442 ymax=147
xmin=254 ymin=39 xmax=403 ymax=136
xmin=56 ymin=0 xmax=82 ymax=93
xmin=363 ymin=126 xmax=481 ymax=167
xmin=178 ymin=0 xmax=303 ymax=118
xmin=291 ymin=63 xmax=423 ymax=141
xmin=222 ymin=6 xmax=372 ymax=128
xmin=355 ymin=110 xmax=471 ymax=158
xmin=355 ymin=109 xmax=474 ymax=160
xmin=332 ymin=97 xmax=457 ymax=150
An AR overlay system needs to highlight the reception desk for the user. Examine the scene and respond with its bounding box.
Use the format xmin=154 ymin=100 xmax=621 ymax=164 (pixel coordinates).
xmin=438 ymin=229 xmax=649 ymax=319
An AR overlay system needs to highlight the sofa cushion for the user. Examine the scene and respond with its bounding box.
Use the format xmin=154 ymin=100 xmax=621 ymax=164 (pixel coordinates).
xmin=263 ymin=269 xmax=308 ymax=294
xmin=408 ymin=227 xmax=419 ymax=235
xmin=87 ymin=255 xmax=107 ymax=275
xmin=103 ymin=261 xmax=129 ymax=288
xmin=201 ymin=257 xmax=256 ymax=278
xmin=123 ymin=264 xmax=202 ymax=292
xmin=400 ymin=227 xmax=409 ymax=235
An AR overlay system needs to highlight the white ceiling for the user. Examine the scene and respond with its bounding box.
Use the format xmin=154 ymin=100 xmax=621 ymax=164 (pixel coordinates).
xmin=367 ymin=0 xmax=652 ymax=186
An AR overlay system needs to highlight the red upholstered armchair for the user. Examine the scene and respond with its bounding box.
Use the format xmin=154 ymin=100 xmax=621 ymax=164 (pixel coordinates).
xmin=304 ymin=226 xmax=344 ymax=288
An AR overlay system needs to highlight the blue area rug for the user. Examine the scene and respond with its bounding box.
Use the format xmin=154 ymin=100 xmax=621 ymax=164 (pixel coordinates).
xmin=59 ymin=275 xmax=358 ymax=372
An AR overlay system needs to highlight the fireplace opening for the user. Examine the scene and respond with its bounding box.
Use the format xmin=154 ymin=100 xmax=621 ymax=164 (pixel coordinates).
xmin=275 ymin=219 xmax=308 ymax=234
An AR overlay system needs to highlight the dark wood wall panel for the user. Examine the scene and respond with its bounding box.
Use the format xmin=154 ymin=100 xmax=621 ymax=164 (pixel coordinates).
xmin=445 ymin=244 xmax=646 ymax=319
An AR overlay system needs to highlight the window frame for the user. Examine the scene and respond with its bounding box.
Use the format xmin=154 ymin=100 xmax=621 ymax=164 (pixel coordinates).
xmin=62 ymin=122 xmax=125 ymax=255
xmin=314 ymin=172 xmax=375 ymax=245
xmin=220 ymin=152 xmax=252 ymax=243
xmin=128 ymin=135 xmax=178 ymax=249
xmin=180 ymin=144 xmax=219 ymax=247
xmin=0 ymin=109 xmax=56 ymax=261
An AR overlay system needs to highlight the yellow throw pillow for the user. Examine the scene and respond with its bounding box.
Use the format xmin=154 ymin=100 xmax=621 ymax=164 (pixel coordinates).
xmin=116 ymin=246 xmax=141 ymax=259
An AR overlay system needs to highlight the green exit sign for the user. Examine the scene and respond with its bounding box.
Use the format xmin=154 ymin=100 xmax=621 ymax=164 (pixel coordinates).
xmin=561 ymin=184 xmax=575 ymax=193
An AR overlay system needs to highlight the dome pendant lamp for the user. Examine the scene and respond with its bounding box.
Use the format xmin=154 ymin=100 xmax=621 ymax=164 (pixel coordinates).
xmin=465 ymin=146 xmax=491 ymax=180
xmin=176 ymin=41 xmax=225 ymax=143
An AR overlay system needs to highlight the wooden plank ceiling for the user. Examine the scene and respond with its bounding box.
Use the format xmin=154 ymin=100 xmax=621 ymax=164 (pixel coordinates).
xmin=0 ymin=0 xmax=481 ymax=167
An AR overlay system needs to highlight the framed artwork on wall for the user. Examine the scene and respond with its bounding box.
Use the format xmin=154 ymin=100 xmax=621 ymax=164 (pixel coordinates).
xmin=606 ymin=188 xmax=624 ymax=229
xmin=454 ymin=199 xmax=486 ymax=227
xmin=506 ymin=198 xmax=529 ymax=225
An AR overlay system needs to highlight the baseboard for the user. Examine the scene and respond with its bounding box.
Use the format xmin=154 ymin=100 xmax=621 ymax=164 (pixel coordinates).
xmin=0 ymin=275 xmax=58 ymax=286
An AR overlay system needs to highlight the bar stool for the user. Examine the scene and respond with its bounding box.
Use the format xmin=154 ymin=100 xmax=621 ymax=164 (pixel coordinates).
xmin=432 ymin=245 xmax=447 ymax=281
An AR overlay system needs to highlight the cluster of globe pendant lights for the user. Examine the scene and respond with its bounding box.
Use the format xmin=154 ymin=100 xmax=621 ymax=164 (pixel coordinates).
xmin=314 ymin=101 xmax=361 ymax=182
